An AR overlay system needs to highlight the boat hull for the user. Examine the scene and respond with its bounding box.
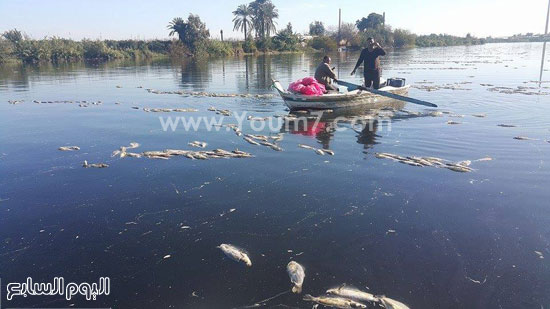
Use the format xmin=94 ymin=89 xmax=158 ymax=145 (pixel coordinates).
xmin=273 ymin=81 xmax=410 ymax=110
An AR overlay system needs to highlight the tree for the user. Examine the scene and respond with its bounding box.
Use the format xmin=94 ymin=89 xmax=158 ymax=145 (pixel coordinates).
xmin=2 ymin=29 xmax=23 ymax=44
xmin=233 ymin=4 xmax=254 ymax=40
xmin=249 ymin=0 xmax=279 ymax=39
xmin=167 ymin=18 xmax=186 ymax=41
xmin=393 ymin=29 xmax=416 ymax=48
xmin=309 ymin=21 xmax=325 ymax=36
xmin=167 ymin=14 xmax=210 ymax=51
xmin=338 ymin=22 xmax=357 ymax=45
xmin=273 ymin=22 xmax=299 ymax=51
xmin=356 ymin=13 xmax=384 ymax=32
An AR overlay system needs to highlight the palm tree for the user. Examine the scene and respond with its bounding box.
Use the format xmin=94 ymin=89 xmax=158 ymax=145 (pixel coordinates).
xmin=249 ymin=0 xmax=278 ymax=39
xmin=167 ymin=17 xmax=186 ymax=41
xmin=233 ymin=4 xmax=253 ymax=40
xmin=262 ymin=2 xmax=278 ymax=38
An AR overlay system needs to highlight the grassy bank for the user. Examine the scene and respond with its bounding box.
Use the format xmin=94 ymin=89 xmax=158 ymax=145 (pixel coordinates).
xmin=0 ymin=29 xmax=486 ymax=65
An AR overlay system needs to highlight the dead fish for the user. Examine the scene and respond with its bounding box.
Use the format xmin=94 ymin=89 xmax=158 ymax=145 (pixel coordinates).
xmin=447 ymin=121 xmax=461 ymax=125
xmin=513 ymin=136 xmax=534 ymax=140
xmin=456 ymin=160 xmax=472 ymax=167
xmin=82 ymin=160 xmax=109 ymax=168
xmin=246 ymin=134 xmax=269 ymax=142
xmin=298 ymin=144 xmax=315 ymax=150
xmin=128 ymin=142 xmax=140 ymax=149
xmin=323 ymin=149 xmax=335 ymax=155
xmin=125 ymin=152 xmax=142 ymax=158
xmin=398 ymin=159 xmax=423 ymax=167
xmin=59 ymin=146 xmax=80 ymax=151
xmin=269 ymin=144 xmax=283 ymax=151
xmin=315 ymin=149 xmax=325 ymax=155
xmin=445 ymin=164 xmax=473 ymax=173
xmin=217 ymin=244 xmax=252 ymax=267
xmin=303 ymin=294 xmax=367 ymax=309
xmin=476 ymin=157 xmax=493 ymax=161
xmin=472 ymin=114 xmax=486 ymax=118
xmin=287 ymin=261 xmax=305 ymax=293
xmin=326 ymin=285 xmax=379 ymax=303
xmin=270 ymin=134 xmax=284 ymax=142
xmin=497 ymin=124 xmax=516 ymax=127
xmin=378 ymin=296 xmax=410 ymax=309
xmin=188 ymin=141 xmax=208 ymax=148
xmin=243 ymin=137 xmax=260 ymax=145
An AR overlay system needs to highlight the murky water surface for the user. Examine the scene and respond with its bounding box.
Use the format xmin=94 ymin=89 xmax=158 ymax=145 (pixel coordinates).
xmin=1 ymin=43 xmax=549 ymax=308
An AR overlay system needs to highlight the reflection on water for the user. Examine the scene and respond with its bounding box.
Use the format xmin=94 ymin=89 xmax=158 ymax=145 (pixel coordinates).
xmin=1 ymin=43 xmax=550 ymax=309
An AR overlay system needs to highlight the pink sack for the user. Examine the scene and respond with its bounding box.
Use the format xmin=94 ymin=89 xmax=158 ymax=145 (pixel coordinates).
xmin=302 ymin=77 xmax=316 ymax=86
xmin=287 ymin=77 xmax=326 ymax=96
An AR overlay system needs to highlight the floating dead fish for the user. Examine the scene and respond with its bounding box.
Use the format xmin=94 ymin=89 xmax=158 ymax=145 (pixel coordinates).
xmin=535 ymin=251 xmax=544 ymax=259
xmin=378 ymin=296 xmax=410 ymax=309
xmin=497 ymin=124 xmax=516 ymax=127
xmin=243 ymin=136 xmax=260 ymax=145
xmin=259 ymin=141 xmax=283 ymax=151
xmin=444 ymin=164 xmax=473 ymax=173
xmin=247 ymin=115 xmax=269 ymax=121
xmin=188 ymin=141 xmax=208 ymax=148
xmin=376 ymin=153 xmax=474 ymax=172
xmin=127 ymin=142 xmax=140 ymax=149
xmin=218 ymin=244 xmax=252 ymax=267
xmin=326 ymin=285 xmax=379 ymax=303
xmin=303 ymin=294 xmax=367 ymax=309
xmin=298 ymin=144 xmax=315 ymax=150
xmin=476 ymin=157 xmax=493 ymax=161
xmin=315 ymin=149 xmax=325 ymax=155
xmin=323 ymin=149 xmax=335 ymax=155
xmin=82 ymin=160 xmax=109 ymax=168
xmin=58 ymin=146 xmax=80 ymax=151
xmin=125 ymin=152 xmax=142 ymax=158
xmin=287 ymin=261 xmax=305 ymax=293
xmin=513 ymin=136 xmax=535 ymax=140
xmin=456 ymin=160 xmax=472 ymax=167
xmin=447 ymin=120 xmax=462 ymax=125
xmin=472 ymin=114 xmax=486 ymax=118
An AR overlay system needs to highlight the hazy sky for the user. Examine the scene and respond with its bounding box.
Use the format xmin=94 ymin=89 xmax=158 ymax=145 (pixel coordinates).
xmin=0 ymin=0 xmax=547 ymax=40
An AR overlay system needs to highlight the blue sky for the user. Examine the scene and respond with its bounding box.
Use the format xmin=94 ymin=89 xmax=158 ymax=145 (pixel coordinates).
xmin=0 ymin=0 xmax=547 ymax=40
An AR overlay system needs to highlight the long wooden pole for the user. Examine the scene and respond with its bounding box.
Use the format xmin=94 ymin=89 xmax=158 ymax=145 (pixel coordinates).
xmin=540 ymin=0 xmax=550 ymax=83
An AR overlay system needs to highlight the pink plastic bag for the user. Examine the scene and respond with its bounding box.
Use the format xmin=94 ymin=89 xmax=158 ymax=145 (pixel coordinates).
xmin=288 ymin=77 xmax=325 ymax=96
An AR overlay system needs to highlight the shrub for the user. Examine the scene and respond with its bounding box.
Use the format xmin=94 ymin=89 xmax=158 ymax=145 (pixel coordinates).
xmin=242 ymin=39 xmax=257 ymax=53
xmin=308 ymin=36 xmax=337 ymax=51
xmin=393 ymin=29 xmax=416 ymax=48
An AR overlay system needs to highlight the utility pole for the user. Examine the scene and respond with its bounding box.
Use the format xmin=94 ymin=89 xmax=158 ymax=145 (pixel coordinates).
xmin=383 ymin=12 xmax=386 ymax=28
xmin=338 ymin=8 xmax=341 ymax=40
xmin=540 ymin=0 xmax=550 ymax=83
xmin=220 ymin=30 xmax=224 ymax=42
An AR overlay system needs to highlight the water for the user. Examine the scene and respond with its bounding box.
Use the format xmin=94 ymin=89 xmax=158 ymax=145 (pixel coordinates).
xmin=0 ymin=43 xmax=549 ymax=308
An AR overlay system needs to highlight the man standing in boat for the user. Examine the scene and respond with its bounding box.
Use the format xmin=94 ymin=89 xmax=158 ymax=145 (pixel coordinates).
xmin=351 ymin=37 xmax=386 ymax=89
xmin=315 ymin=55 xmax=338 ymax=92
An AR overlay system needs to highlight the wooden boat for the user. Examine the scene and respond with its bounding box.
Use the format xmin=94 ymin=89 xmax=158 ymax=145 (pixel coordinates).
xmin=272 ymin=80 xmax=410 ymax=110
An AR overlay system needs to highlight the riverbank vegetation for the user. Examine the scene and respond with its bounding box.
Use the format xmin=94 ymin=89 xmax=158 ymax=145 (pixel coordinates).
xmin=0 ymin=2 xmax=486 ymax=64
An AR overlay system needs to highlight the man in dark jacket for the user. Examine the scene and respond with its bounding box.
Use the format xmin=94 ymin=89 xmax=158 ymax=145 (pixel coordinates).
xmin=315 ymin=55 xmax=338 ymax=92
xmin=351 ymin=37 xmax=386 ymax=89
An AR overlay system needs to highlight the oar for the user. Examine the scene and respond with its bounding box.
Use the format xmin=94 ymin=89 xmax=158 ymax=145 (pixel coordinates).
xmin=336 ymin=80 xmax=438 ymax=108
